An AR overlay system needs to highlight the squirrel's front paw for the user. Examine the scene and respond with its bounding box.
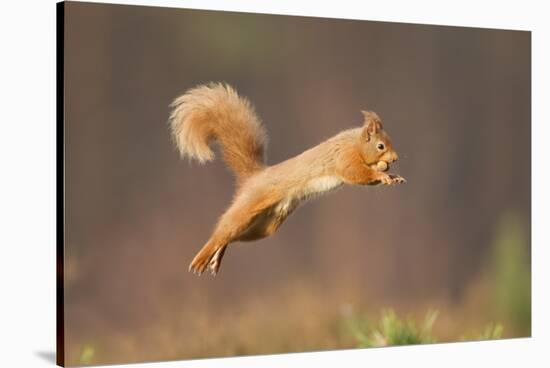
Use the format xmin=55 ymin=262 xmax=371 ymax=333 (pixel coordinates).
xmin=379 ymin=175 xmax=394 ymax=185
xmin=388 ymin=174 xmax=406 ymax=184
xmin=370 ymin=173 xmax=406 ymax=186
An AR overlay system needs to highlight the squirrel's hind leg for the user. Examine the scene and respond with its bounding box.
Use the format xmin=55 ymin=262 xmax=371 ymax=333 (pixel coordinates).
xmin=189 ymin=238 xmax=228 ymax=276
xmin=188 ymin=206 xmax=256 ymax=276
xmin=189 ymin=190 xmax=281 ymax=276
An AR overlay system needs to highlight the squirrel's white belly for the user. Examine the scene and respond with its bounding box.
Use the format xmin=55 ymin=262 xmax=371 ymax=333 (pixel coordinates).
xmin=273 ymin=176 xmax=343 ymax=220
xmin=303 ymin=176 xmax=343 ymax=197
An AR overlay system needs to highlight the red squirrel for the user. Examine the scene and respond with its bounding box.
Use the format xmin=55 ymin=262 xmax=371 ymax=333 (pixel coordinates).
xmin=169 ymin=83 xmax=406 ymax=276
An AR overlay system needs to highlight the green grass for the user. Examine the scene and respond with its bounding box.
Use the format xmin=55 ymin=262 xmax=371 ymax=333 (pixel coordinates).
xmin=79 ymin=344 xmax=95 ymax=365
xmin=350 ymin=309 xmax=438 ymax=348
xmin=491 ymin=213 xmax=531 ymax=334
xmin=348 ymin=309 xmax=503 ymax=348
xmin=460 ymin=322 xmax=503 ymax=341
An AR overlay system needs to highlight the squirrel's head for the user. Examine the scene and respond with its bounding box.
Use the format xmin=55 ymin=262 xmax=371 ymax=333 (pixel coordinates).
xmin=359 ymin=110 xmax=399 ymax=171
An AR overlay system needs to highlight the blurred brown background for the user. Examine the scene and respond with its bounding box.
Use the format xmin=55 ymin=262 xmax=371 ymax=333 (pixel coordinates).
xmin=63 ymin=2 xmax=531 ymax=365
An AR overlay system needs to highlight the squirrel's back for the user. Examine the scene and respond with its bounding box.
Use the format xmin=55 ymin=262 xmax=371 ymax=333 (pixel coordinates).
xmin=169 ymin=83 xmax=267 ymax=180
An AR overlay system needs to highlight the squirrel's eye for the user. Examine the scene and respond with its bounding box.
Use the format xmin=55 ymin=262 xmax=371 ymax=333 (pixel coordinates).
xmin=377 ymin=143 xmax=385 ymax=151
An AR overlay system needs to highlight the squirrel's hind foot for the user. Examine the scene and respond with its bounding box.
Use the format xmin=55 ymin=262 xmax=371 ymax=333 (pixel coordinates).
xmin=207 ymin=246 xmax=226 ymax=276
xmin=189 ymin=243 xmax=227 ymax=276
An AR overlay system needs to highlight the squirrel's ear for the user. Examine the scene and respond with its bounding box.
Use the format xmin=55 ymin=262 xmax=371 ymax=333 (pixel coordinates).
xmin=361 ymin=110 xmax=382 ymax=140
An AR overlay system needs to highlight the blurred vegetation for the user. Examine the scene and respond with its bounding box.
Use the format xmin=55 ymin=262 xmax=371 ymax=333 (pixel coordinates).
xmin=476 ymin=323 xmax=504 ymax=340
xmin=460 ymin=322 xmax=503 ymax=341
xmin=491 ymin=213 xmax=531 ymax=335
xmin=79 ymin=344 xmax=95 ymax=365
xmin=348 ymin=309 xmax=504 ymax=348
xmin=66 ymin=212 xmax=532 ymax=366
xmin=350 ymin=309 xmax=438 ymax=347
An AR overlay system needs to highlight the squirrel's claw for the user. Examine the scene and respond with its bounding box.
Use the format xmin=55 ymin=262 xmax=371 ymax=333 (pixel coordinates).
xmin=384 ymin=174 xmax=406 ymax=185
xmin=392 ymin=175 xmax=406 ymax=184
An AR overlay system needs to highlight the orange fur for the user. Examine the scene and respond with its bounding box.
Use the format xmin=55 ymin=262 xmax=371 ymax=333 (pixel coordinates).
xmin=169 ymin=83 xmax=405 ymax=276
xmin=169 ymin=83 xmax=267 ymax=181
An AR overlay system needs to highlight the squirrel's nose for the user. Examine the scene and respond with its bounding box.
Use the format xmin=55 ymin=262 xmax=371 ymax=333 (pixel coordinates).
xmin=391 ymin=152 xmax=399 ymax=163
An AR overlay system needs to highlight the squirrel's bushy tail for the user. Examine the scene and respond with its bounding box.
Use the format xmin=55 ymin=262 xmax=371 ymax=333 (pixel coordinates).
xmin=169 ymin=83 xmax=267 ymax=180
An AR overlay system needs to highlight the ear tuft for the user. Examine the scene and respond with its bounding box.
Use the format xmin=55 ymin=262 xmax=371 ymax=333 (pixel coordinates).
xmin=361 ymin=110 xmax=383 ymax=138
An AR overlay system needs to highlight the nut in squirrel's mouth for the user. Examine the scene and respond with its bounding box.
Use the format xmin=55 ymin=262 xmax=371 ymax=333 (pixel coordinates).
xmin=370 ymin=160 xmax=389 ymax=172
